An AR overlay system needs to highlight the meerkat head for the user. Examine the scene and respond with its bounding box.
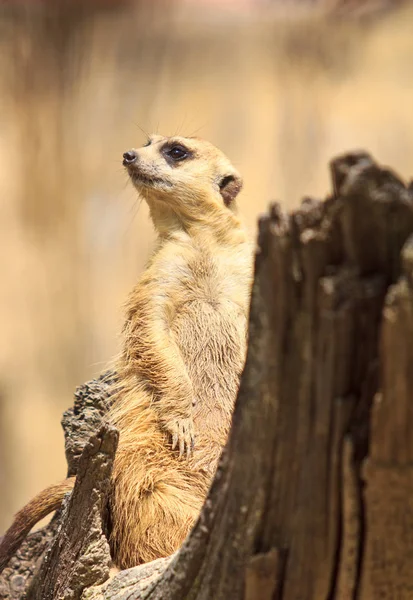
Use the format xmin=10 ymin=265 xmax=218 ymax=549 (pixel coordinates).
xmin=122 ymin=135 xmax=243 ymax=228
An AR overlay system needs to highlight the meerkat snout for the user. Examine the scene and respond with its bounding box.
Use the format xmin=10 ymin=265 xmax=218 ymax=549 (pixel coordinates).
xmin=122 ymin=150 xmax=138 ymax=166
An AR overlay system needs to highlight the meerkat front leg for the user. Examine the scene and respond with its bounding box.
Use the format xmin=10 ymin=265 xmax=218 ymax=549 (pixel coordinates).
xmin=122 ymin=284 xmax=195 ymax=457
xmin=146 ymin=334 xmax=195 ymax=458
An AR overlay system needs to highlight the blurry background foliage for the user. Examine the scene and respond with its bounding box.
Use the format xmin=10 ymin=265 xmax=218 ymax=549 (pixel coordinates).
xmin=0 ymin=0 xmax=412 ymax=531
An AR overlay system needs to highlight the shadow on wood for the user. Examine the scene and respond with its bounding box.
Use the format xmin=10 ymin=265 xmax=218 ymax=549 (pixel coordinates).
xmin=2 ymin=151 xmax=413 ymax=599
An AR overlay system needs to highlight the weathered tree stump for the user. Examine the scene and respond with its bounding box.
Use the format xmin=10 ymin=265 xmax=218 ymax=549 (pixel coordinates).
xmin=2 ymin=151 xmax=413 ymax=599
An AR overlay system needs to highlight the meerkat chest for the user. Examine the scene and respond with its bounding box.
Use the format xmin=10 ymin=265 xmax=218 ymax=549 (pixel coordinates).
xmin=170 ymin=245 xmax=250 ymax=386
xmin=172 ymin=246 xmax=249 ymax=323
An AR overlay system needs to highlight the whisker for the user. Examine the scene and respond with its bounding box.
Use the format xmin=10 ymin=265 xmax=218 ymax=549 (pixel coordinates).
xmin=132 ymin=122 xmax=150 ymax=141
xmin=123 ymin=198 xmax=143 ymax=236
xmin=109 ymin=178 xmax=132 ymax=204
xmin=188 ymin=123 xmax=207 ymax=138
xmin=179 ymin=113 xmax=189 ymax=136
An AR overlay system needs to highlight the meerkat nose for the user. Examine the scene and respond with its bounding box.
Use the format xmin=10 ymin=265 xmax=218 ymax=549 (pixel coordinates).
xmin=123 ymin=150 xmax=138 ymax=166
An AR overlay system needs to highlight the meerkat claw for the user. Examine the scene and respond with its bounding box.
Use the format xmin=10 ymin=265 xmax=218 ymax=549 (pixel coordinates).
xmin=172 ymin=431 xmax=178 ymax=451
xmin=168 ymin=418 xmax=195 ymax=458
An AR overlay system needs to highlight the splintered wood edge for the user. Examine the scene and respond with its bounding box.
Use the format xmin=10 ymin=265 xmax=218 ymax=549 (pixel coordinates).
xmin=82 ymin=555 xmax=175 ymax=600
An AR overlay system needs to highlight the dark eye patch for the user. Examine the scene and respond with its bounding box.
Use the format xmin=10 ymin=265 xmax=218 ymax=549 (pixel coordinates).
xmin=161 ymin=142 xmax=193 ymax=165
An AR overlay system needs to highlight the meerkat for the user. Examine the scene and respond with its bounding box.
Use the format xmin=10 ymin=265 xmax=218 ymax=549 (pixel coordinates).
xmin=0 ymin=134 xmax=253 ymax=573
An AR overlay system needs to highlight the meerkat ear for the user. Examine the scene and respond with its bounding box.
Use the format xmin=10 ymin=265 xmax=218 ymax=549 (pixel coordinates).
xmin=219 ymin=174 xmax=243 ymax=206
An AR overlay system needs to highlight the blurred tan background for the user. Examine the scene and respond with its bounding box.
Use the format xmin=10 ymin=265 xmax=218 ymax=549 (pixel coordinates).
xmin=1 ymin=0 xmax=413 ymax=531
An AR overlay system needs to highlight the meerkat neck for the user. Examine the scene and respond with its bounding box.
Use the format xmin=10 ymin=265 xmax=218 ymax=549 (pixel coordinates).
xmin=147 ymin=201 xmax=183 ymax=236
xmin=147 ymin=194 xmax=244 ymax=245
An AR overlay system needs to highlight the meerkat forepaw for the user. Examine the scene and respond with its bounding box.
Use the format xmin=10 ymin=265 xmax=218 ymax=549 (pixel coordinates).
xmin=168 ymin=417 xmax=195 ymax=458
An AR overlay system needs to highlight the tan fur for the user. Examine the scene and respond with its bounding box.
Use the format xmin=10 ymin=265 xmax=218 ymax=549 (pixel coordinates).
xmin=0 ymin=478 xmax=75 ymax=573
xmin=109 ymin=135 xmax=253 ymax=568
xmin=0 ymin=135 xmax=253 ymax=573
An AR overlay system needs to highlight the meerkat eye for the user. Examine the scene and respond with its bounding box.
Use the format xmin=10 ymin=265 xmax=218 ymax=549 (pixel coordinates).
xmin=166 ymin=145 xmax=188 ymax=161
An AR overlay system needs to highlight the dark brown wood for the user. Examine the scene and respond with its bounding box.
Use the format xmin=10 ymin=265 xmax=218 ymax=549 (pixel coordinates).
xmin=3 ymin=151 xmax=413 ymax=599
xmin=358 ymin=235 xmax=413 ymax=599
xmin=244 ymin=549 xmax=283 ymax=600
